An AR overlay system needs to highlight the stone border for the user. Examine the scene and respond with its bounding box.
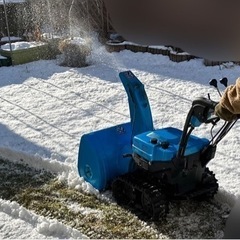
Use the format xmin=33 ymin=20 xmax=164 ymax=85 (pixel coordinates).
xmin=105 ymin=41 xmax=240 ymax=66
xmin=105 ymin=41 xmax=197 ymax=63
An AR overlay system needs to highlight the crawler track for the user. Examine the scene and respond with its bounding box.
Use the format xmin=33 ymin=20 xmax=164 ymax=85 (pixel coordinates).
xmin=112 ymin=168 xmax=219 ymax=220
xmin=112 ymin=171 xmax=169 ymax=220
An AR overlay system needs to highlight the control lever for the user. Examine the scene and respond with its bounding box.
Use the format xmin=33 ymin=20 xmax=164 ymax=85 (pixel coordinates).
xmin=219 ymin=77 xmax=228 ymax=87
xmin=209 ymin=79 xmax=222 ymax=97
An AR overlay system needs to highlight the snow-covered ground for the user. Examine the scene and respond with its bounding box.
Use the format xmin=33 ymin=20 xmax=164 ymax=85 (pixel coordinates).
xmin=0 ymin=40 xmax=240 ymax=238
xmin=0 ymin=0 xmax=25 ymax=4
xmin=1 ymin=41 xmax=46 ymax=51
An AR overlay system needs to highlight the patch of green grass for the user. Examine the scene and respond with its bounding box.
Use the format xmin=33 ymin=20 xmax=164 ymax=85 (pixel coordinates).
xmin=0 ymin=158 xmax=55 ymax=199
xmin=0 ymin=159 xmax=158 ymax=239
xmin=15 ymin=180 xmax=158 ymax=239
xmin=0 ymin=158 xmax=230 ymax=239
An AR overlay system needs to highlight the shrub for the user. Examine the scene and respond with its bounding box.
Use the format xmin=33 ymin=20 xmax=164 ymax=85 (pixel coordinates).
xmin=58 ymin=38 xmax=91 ymax=67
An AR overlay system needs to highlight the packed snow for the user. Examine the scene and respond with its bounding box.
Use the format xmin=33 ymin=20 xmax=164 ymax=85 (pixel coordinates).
xmin=1 ymin=41 xmax=47 ymax=51
xmin=0 ymin=39 xmax=240 ymax=238
xmin=0 ymin=0 xmax=25 ymax=4
xmin=0 ymin=199 xmax=86 ymax=239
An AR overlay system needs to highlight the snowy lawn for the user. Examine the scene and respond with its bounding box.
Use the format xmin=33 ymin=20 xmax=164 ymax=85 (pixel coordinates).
xmin=0 ymin=43 xmax=240 ymax=238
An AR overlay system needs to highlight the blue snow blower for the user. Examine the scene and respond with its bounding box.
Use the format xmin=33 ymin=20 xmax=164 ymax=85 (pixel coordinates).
xmin=78 ymin=71 xmax=237 ymax=219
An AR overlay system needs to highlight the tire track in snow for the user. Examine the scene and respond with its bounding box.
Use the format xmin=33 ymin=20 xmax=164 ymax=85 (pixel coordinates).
xmin=0 ymin=95 xmax=76 ymax=160
xmin=40 ymin=80 xmax=129 ymax=119
xmin=0 ymin=107 xmax=70 ymax=158
xmin=21 ymin=83 xmax=118 ymax=125
xmin=0 ymin=96 xmax=75 ymax=139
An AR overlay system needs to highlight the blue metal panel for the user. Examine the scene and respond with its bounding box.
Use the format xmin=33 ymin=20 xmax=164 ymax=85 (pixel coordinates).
xmin=78 ymin=122 xmax=134 ymax=191
xmin=132 ymin=127 xmax=209 ymax=162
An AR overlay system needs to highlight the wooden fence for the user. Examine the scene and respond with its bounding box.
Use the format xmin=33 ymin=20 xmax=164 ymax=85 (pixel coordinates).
xmin=73 ymin=0 xmax=113 ymax=38
xmin=22 ymin=0 xmax=113 ymax=40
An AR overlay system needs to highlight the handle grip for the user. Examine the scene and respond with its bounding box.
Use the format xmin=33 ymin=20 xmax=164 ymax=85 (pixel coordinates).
xmin=191 ymin=97 xmax=219 ymax=125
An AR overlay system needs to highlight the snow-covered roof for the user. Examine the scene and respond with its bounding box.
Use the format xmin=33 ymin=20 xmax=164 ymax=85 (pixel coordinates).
xmin=0 ymin=0 xmax=25 ymax=4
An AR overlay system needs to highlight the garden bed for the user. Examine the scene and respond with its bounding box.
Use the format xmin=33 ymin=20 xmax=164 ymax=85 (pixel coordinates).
xmin=125 ymin=42 xmax=148 ymax=53
xmin=0 ymin=54 xmax=11 ymax=67
xmin=169 ymin=50 xmax=194 ymax=63
xmin=105 ymin=41 xmax=196 ymax=63
xmin=0 ymin=41 xmax=56 ymax=65
xmin=105 ymin=40 xmax=126 ymax=52
xmin=148 ymin=45 xmax=170 ymax=56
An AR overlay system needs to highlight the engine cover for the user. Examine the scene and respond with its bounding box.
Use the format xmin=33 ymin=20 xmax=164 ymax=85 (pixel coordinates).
xmin=132 ymin=127 xmax=209 ymax=162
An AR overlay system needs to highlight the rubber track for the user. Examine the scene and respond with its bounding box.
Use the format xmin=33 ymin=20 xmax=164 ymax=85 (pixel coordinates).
xmin=112 ymin=168 xmax=219 ymax=220
xmin=112 ymin=171 xmax=169 ymax=220
xmin=187 ymin=168 xmax=219 ymax=199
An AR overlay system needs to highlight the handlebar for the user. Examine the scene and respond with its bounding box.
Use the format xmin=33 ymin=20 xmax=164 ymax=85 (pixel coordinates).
xmin=192 ymin=97 xmax=218 ymax=109
xmin=191 ymin=97 xmax=219 ymax=126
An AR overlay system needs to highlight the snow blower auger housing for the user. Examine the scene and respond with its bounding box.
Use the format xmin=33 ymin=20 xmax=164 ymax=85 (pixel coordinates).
xmin=78 ymin=71 xmax=237 ymax=220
